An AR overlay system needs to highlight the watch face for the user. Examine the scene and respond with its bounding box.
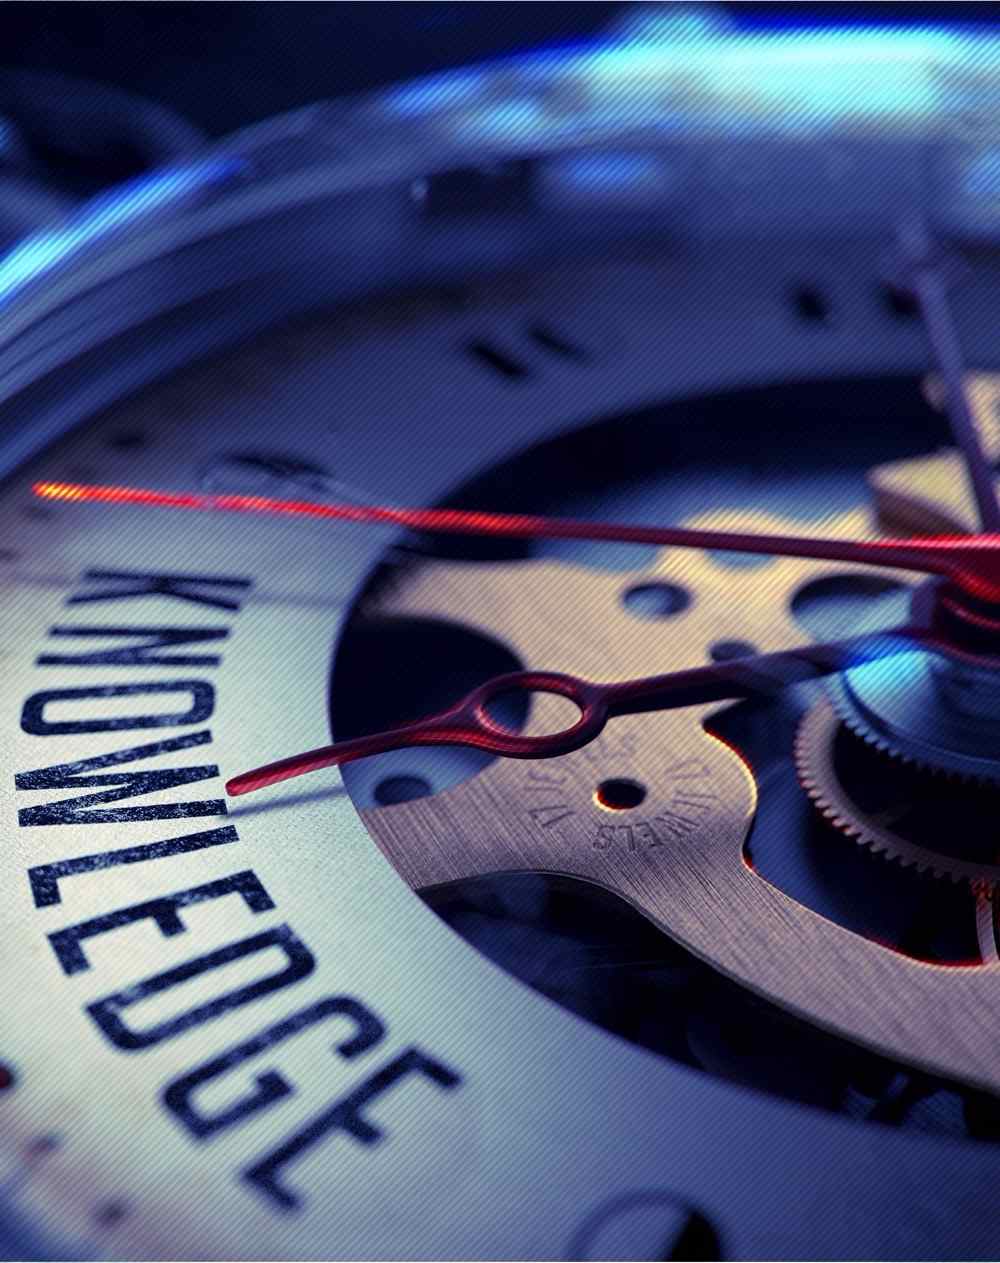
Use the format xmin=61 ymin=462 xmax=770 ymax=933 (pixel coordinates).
xmin=2 ymin=23 xmax=1000 ymax=1262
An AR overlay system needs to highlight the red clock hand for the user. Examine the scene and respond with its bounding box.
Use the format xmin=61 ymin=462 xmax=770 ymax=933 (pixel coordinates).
xmin=30 ymin=480 xmax=1000 ymax=601
xmin=226 ymin=625 xmax=943 ymax=796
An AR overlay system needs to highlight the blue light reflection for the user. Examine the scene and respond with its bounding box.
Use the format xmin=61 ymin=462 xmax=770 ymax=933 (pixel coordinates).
xmin=0 ymin=158 xmax=244 ymax=308
xmin=381 ymin=24 xmax=984 ymax=148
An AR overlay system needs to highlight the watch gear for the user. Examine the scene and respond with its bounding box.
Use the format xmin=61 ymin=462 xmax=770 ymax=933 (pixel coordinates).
xmin=825 ymin=648 xmax=1000 ymax=784
xmin=795 ymin=696 xmax=1000 ymax=888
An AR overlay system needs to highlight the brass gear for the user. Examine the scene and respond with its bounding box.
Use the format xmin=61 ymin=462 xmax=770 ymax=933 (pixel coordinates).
xmin=794 ymin=697 xmax=1000 ymax=891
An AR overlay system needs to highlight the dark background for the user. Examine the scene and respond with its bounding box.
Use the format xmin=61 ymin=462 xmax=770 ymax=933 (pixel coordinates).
xmin=7 ymin=2 xmax=1000 ymax=138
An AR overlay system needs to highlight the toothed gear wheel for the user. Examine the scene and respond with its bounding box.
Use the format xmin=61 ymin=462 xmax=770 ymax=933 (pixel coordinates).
xmin=825 ymin=654 xmax=1000 ymax=785
xmin=795 ymin=698 xmax=1000 ymax=889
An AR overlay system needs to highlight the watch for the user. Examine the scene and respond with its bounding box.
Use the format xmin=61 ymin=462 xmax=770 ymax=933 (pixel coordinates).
xmin=2 ymin=17 xmax=1000 ymax=1260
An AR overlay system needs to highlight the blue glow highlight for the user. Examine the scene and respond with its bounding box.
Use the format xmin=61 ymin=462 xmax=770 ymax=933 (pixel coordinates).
xmin=577 ymin=27 xmax=956 ymax=76
xmin=564 ymin=28 xmax=957 ymax=133
xmin=844 ymin=647 xmax=927 ymax=686
xmin=546 ymin=152 xmax=670 ymax=196
xmin=539 ymin=151 xmax=682 ymax=210
xmin=379 ymin=23 xmax=991 ymax=149
xmin=0 ymin=158 xmax=244 ymax=307
xmin=384 ymin=68 xmax=488 ymax=120
xmin=458 ymin=97 xmax=548 ymax=144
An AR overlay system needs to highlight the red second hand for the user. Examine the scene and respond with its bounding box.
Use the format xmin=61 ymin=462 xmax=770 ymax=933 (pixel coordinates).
xmin=30 ymin=479 xmax=1000 ymax=601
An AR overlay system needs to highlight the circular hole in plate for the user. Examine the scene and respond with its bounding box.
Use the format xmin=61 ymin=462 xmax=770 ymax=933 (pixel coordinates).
xmin=373 ymin=775 xmax=432 ymax=806
xmin=93 ymin=1201 xmax=129 ymax=1229
xmin=791 ymin=573 xmax=910 ymax=640
xmin=0 ymin=1063 xmax=15 ymax=1091
xmin=710 ymin=639 xmax=757 ymax=662
xmin=622 ymin=582 xmax=691 ymax=619
xmin=595 ymin=778 xmax=647 ymax=811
